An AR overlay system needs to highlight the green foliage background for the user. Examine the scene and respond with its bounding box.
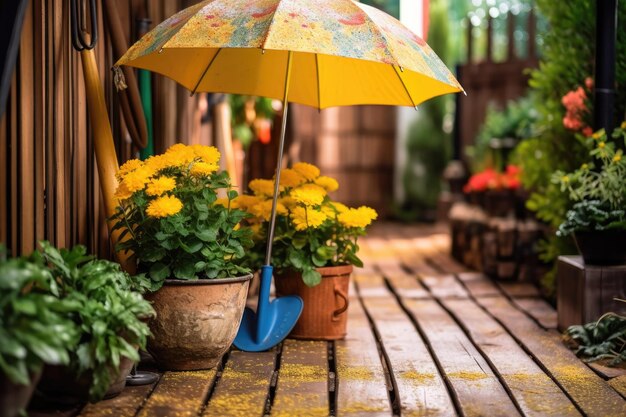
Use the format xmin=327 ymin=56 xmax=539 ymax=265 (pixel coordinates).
xmin=513 ymin=0 xmax=626 ymax=293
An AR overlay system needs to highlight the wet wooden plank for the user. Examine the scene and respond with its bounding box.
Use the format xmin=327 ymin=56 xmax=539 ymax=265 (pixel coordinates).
xmin=80 ymin=382 xmax=157 ymax=417
xmin=512 ymin=297 xmax=558 ymax=330
xmin=457 ymin=272 xmax=501 ymax=298
xmin=479 ymin=296 xmax=626 ymax=417
xmin=272 ymin=340 xmax=329 ymax=417
xmin=588 ymin=362 xmax=626 ymax=380
xmin=138 ymin=369 xmax=218 ymax=417
xmin=357 ymin=275 xmax=457 ymax=416
xmin=384 ymin=272 xmax=431 ymax=299
xmin=418 ymin=273 xmax=468 ymax=299
xmin=497 ymin=282 xmax=541 ymax=298
xmin=429 ymin=252 xmax=469 ymax=275
xmin=353 ymin=271 xmax=394 ymax=298
xmin=203 ymin=351 xmax=275 ymax=417
xmin=402 ymin=298 xmax=521 ymax=417
xmin=609 ymin=375 xmax=626 ymax=399
xmin=335 ymin=288 xmax=391 ymax=416
xmin=443 ymin=298 xmax=580 ymax=417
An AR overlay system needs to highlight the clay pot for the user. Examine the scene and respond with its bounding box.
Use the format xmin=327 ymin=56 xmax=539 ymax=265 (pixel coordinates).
xmin=37 ymin=355 xmax=134 ymax=404
xmin=0 ymin=371 xmax=42 ymax=417
xmin=145 ymin=274 xmax=252 ymax=371
xmin=275 ymin=265 xmax=352 ymax=340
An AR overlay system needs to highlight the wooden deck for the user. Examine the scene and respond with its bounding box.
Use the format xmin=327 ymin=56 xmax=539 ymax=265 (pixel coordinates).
xmin=31 ymin=223 xmax=626 ymax=417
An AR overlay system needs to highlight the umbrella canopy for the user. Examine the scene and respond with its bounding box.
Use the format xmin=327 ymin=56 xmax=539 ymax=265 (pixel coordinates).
xmin=115 ymin=0 xmax=463 ymax=108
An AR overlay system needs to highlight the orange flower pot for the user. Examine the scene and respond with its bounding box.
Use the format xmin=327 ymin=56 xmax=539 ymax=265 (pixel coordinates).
xmin=274 ymin=265 xmax=353 ymax=340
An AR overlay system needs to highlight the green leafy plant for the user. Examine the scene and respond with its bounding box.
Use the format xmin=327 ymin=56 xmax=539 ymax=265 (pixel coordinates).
xmin=237 ymin=162 xmax=377 ymax=286
xmin=565 ymin=313 xmax=626 ymax=366
xmin=111 ymin=144 xmax=253 ymax=291
xmin=553 ymin=124 xmax=626 ymax=235
xmin=38 ymin=242 xmax=154 ymax=401
xmin=0 ymin=246 xmax=78 ymax=386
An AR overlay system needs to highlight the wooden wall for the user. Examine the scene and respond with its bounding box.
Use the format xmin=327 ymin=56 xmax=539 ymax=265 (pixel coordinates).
xmin=0 ymin=0 xmax=208 ymax=258
xmin=456 ymin=11 xmax=539 ymax=162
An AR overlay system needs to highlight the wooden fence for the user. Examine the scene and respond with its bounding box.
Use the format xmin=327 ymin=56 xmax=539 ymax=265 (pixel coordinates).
xmin=456 ymin=11 xmax=539 ymax=162
xmin=0 ymin=0 xmax=209 ymax=257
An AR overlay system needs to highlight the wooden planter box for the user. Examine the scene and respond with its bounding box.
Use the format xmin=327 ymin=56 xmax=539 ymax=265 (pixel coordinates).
xmin=557 ymin=256 xmax=626 ymax=331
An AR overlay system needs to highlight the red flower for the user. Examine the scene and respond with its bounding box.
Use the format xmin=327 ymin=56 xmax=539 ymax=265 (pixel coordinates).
xmin=585 ymin=77 xmax=594 ymax=90
xmin=582 ymin=126 xmax=593 ymax=137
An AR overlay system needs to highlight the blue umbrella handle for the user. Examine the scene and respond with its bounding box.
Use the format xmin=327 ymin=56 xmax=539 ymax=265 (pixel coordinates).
xmin=255 ymin=265 xmax=273 ymax=343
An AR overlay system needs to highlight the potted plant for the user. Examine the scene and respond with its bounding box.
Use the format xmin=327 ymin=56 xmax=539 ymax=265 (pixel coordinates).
xmin=111 ymin=144 xmax=253 ymax=370
xmin=0 ymin=246 xmax=78 ymax=417
xmin=238 ymin=162 xmax=377 ymax=340
xmin=463 ymin=165 xmax=522 ymax=217
xmin=35 ymin=242 xmax=154 ymax=403
xmin=554 ymin=123 xmax=626 ymax=264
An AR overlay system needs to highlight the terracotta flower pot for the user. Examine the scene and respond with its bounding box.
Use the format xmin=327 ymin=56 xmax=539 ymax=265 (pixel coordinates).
xmin=275 ymin=265 xmax=353 ymax=340
xmin=145 ymin=274 xmax=252 ymax=371
xmin=37 ymin=355 xmax=134 ymax=404
xmin=0 ymin=371 xmax=42 ymax=417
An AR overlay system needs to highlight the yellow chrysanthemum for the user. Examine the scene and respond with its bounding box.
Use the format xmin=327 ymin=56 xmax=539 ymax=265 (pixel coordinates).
xmin=290 ymin=206 xmax=328 ymax=231
xmin=190 ymin=145 xmax=220 ymax=165
xmin=214 ymin=197 xmax=230 ymax=208
xmin=291 ymin=184 xmax=326 ymax=206
xmin=146 ymin=195 xmax=183 ymax=218
xmin=190 ymin=162 xmax=219 ymax=177
xmin=278 ymin=169 xmax=306 ymax=188
xmin=329 ymin=202 xmax=349 ymax=213
xmin=621 ymin=121 xmax=626 ymax=129
xmin=561 ymin=176 xmax=570 ymax=183
xmin=146 ymin=177 xmax=176 ymax=196
xmin=598 ymin=142 xmax=606 ymax=149
xmin=249 ymin=179 xmax=277 ymax=197
xmin=315 ymin=176 xmax=339 ymax=192
xmin=338 ymin=206 xmax=378 ymax=228
xmin=613 ymin=154 xmax=622 ymax=163
xmin=581 ymin=164 xmax=589 ymax=170
xmin=279 ymin=196 xmax=298 ymax=210
xmin=117 ymin=159 xmax=143 ymax=180
xmin=144 ymin=154 xmax=171 ymax=172
xmin=114 ymin=181 xmax=133 ymax=201
xmin=122 ymin=166 xmax=153 ymax=192
xmin=292 ymin=162 xmax=320 ymax=181
xmin=233 ymin=195 xmax=263 ymax=211
xmin=164 ymin=143 xmax=197 ymax=167
xmin=249 ymin=200 xmax=287 ymax=221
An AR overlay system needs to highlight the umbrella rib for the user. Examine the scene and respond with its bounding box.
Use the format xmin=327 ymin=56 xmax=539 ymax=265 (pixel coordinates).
xmin=393 ymin=65 xmax=418 ymax=110
xmin=315 ymin=54 xmax=322 ymax=111
xmin=190 ymin=48 xmax=222 ymax=96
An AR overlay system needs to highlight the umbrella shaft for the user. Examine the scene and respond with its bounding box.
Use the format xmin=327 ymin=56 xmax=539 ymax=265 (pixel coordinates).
xmin=265 ymin=50 xmax=293 ymax=265
xmin=265 ymin=101 xmax=289 ymax=265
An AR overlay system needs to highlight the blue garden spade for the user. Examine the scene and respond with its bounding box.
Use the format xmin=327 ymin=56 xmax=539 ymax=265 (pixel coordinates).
xmin=233 ymin=52 xmax=304 ymax=352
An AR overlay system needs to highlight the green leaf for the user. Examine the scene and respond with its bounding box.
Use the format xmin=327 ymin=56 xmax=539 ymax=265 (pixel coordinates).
xmin=174 ymin=262 xmax=196 ymax=280
xmin=292 ymin=235 xmax=308 ymax=250
xmin=149 ymin=263 xmax=170 ymax=281
xmin=302 ymin=269 xmax=321 ymax=287
xmin=196 ymin=228 xmax=217 ymax=242
xmin=288 ymin=251 xmax=305 ymax=269
xmin=227 ymin=190 xmax=238 ymax=200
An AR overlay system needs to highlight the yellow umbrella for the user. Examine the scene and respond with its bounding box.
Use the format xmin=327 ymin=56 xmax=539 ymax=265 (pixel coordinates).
xmin=116 ymin=0 xmax=463 ymax=351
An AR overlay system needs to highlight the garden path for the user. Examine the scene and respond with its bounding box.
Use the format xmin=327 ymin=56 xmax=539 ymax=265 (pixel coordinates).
xmin=31 ymin=223 xmax=626 ymax=417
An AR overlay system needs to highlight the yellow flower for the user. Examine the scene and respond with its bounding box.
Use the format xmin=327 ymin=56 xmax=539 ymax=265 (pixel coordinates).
xmin=249 ymin=179 xmax=277 ymax=197
xmin=164 ymin=143 xmax=196 ymax=167
xmin=279 ymin=196 xmax=298 ymax=209
xmin=329 ymin=201 xmax=349 ymax=213
xmin=291 ymin=184 xmax=326 ymax=206
xmin=114 ymin=181 xmax=133 ymax=201
xmin=292 ymin=162 xmax=320 ymax=181
xmin=290 ymin=206 xmax=328 ymax=231
xmin=233 ymin=195 xmax=262 ymax=211
xmin=190 ymin=162 xmax=219 ymax=177
xmin=278 ymin=169 xmax=305 ymax=188
xmin=214 ymin=197 xmax=230 ymax=208
xmin=581 ymin=164 xmax=589 ymax=170
xmin=561 ymin=176 xmax=570 ymax=183
xmin=598 ymin=142 xmax=606 ymax=149
xmin=338 ymin=206 xmax=378 ymax=228
xmin=122 ymin=166 xmax=153 ymax=192
xmin=146 ymin=177 xmax=176 ymax=196
xmin=613 ymin=154 xmax=622 ymax=163
xmin=250 ymin=200 xmax=287 ymax=221
xmin=592 ymin=130 xmax=604 ymax=140
xmin=117 ymin=159 xmax=143 ymax=180
xmin=144 ymin=154 xmax=171 ymax=172
xmin=315 ymin=176 xmax=339 ymax=192
xmin=146 ymin=195 xmax=183 ymax=218
xmin=190 ymin=145 xmax=220 ymax=164
xmin=621 ymin=121 xmax=626 ymax=129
